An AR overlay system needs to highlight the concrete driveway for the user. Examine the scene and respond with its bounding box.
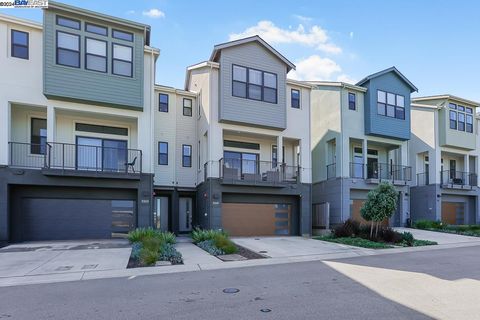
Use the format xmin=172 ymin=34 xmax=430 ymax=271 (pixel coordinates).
xmin=232 ymin=236 xmax=370 ymax=258
xmin=0 ymin=240 xmax=131 ymax=278
xmin=395 ymin=227 xmax=480 ymax=245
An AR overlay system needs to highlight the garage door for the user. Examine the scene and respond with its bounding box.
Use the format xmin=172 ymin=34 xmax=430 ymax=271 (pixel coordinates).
xmin=442 ymin=202 xmax=465 ymax=225
xmin=351 ymin=199 xmax=389 ymax=226
xmin=222 ymin=203 xmax=291 ymax=236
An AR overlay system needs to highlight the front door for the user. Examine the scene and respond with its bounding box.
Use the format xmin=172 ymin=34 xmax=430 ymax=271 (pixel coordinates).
xmin=367 ymin=157 xmax=378 ymax=179
xmin=154 ymin=196 xmax=169 ymax=231
xmin=179 ymin=197 xmax=193 ymax=233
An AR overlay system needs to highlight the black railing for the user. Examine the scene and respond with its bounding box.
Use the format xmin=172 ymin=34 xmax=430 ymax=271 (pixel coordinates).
xmin=9 ymin=142 xmax=142 ymax=173
xmin=416 ymin=172 xmax=430 ymax=186
xmin=219 ymin=158 xmax=299 ymax=184
xmin=326 ymin=163 xmax=336 ymax=180
xmin=440 ymin=170 xmax=477 ymax=187
xmin=348 ymin=162 xmax=411 ymax=181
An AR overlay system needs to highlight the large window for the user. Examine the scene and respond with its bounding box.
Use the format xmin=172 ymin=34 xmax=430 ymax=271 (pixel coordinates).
xmin=85 ymin=38 xmax=107 ymax=72
xmin=112 ymin=44 xmax=133 ymax=77
xmin=57 ymin=31 xmax=80 ymax=68
xmin=291 ymin=89 xmax=300 ymax=109
xmin=76 ymin=137 xmax=127 ymax=172
xmin=159 ymin=94 xmax=168 ymax=112
xmin=56 ymin=16 xmax=80 ymax=30
xmin=158 ymin=142 xmax=168 ymax=165
xmin=183 ymin=98 xmax=192 ymax=116
xmin=85 ymin=23 xmax=107 ymax=36
xmin=450 ymin=103 xmax=473 ymax=133
xmin=182 ymin=145 xmax=192 ymax=167
xmin=348 ymin=92 xmax=356 ymax=110
xmin=377 ymin=90 xmax=405 ymax=119
xmin=11 ymin=30 xmax=29 ymax=59
xmin=112 ymin=29 xmax=133 ymax=42
xmin=232 ymin=64 xmax=277 ymax=103
xmin=30 ymin=118 xmax=47 ymax=155
xmin=224 ymin=151 xmax=259 ymax=175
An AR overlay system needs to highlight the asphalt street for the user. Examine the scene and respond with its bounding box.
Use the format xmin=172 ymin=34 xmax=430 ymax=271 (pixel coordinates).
xmin=1 ymin=245 xmax=480 ymax=320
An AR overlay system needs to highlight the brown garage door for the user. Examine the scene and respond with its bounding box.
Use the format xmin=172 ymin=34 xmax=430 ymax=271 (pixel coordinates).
xmin=222 ymin=203 xmax=291 ymax=236
xmin=351 ymin=199 xmax=389 ymax=226
xmin=442 ymin=202 xmax=465 ymax=225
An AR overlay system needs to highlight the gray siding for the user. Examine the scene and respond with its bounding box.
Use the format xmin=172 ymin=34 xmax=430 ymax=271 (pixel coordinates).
xmin=362 ymin=72 xmax=411 ymax=140
xmin=219 ymin=42 xmax=287 ymax=129
xmin=43 ymin=9 xmax=145 ymax=109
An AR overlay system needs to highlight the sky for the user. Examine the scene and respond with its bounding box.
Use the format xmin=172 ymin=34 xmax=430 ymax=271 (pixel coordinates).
xmin=3 ymin=0 xmax=480 ymax=101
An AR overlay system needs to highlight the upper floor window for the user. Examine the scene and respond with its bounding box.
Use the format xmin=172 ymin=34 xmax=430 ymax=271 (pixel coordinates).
xmin=85 ymin=23 xmax=108 ymax=36
xmin=112 ymin=44 xmax=133 ymax=77
xmin=348 ymin=92 xmax=356 ymax=110
xmin=30 ymin=118 xmax=47 ymax=155
xmin=158 ymin=142 xmax=168 ymax=165
xmin=377 ymin=90 xmax=405 ymax=120
xmin=182 ymin=145 xmax=192 ymax=167
xmin=232 ymin=64 xmax=277 ymax=104
xmin=85 ymin=38 xmax=107 ymax=73
xmin=291 ymin=89 xmax=300 ymax=109
xmin=449 ymin=103 xmax=473 ymax=133
xmin=56 ymin=16 xmax=80 ymax=30
xmin=159 ymin=94 xmax=168 ymax=112
xmin=57 ymin=31 xmax=80 ymax=68
xmin=183 ymin=98 xmax=192 ymax=116
xmin=11 ymin=30 xmax=29 ymax=59
xmin=112 ymin=29 xmax=134 ymax=42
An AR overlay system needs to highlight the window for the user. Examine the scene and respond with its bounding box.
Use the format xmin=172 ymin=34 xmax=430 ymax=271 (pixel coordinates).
xmin=85 ymin=23 xmax=107 ymax=36
xmin=159 ymin=94 xmax=168 ymax=112
xmin=183 ymin=98 xmax=192 ymax=116
xmin=112 ymin=44 xmax=132 ymax=77
xmin=30 ymin=118 xmax=47 ymax=155
xmin=224 ymin=151 xmax=259 ymax=174
xmin=112 ymin=29 xmax=133 ymax=42
xmin=182 ymin=145 xmax=192 ymax=167
xmin=75 ymin=123 xmax=128 ymax=136
xmin=76 ymin=137 xmax=127 ymax=172
xmin=11 ymin=30 xmax=29 ymax=59
xmin=232 ymin=65 xmax=247 ymax=98
xmin=57 ymin=31 xmax=80 ymax=67
xmin=224 ymin=140 xmax=260 ymax=150
xmin=56 ymin=16 xmax=80 ymax=30
xmin=158 ymin=142 xmax=168 ymax=165
xmin=377 ymin=90 xmax=405 ymax=119
xmin=348 ymin=92 xmax=356 ymax=110
xmin=449 ymin=110 xmax=457 ymax=129
xmin=466 ymin=114 xmax=473 ymax=133
xmin=271 ymin=145 xmax=285 ymax=168
xmin=292 ymin=89 xmax=300 ymax=109
xmin=458 ymin=112 xmax=465 ymax=131
xmin=449 ymin=103 xmax=457 ymax=110
xmin=85 ymin=38 xmax=107 ymax=72
xmin=232 ymin=64 xmax=277 ymax=103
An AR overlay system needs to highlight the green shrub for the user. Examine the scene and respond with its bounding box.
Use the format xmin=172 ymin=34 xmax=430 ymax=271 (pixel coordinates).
xmin=379 ymin=228 xmax=404 ymax=244
xmin=332 ymin=219 xmax=360 ymax=238
xmin=142 ymin=237 xmax=163 ymax=253
xmin=197 ymin=240 xmax=225 ymax=255
xmin=158 ymin=231 xmax=176 ymax=245
xmin=191 ymin=228 xmax=229 ymax=244
xmin=414 ymin=220 xmax=443 ymax=230
xmin=402 ymin=232 xmax=415 ymax=246
xmin=213 ymin=234 xmax=238 ymax=254
xmin=139 ymin=247 xmax=159 ymax=266
xmin=128 ymin=227 xmax=159 ymax=243
xmin=159 ymin=243 xmax=183 ymax=264
xmin=131 ymin=242 xmax=142 ymax=260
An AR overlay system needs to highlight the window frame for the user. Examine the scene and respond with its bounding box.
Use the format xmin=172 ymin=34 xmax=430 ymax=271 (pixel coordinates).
xmin=182 ymin=144 xmax=192 ymax=168
xmin=232 ymin=64 xmax=247 ymax=98
xmin=112 ymin=29 xmax=134 ymax=42
xmin=11 ymin=29 xmax=29 ymax=60
xmin=85 ymin=22 xmax=108 ymax=36
xmin=376 ymin=90 xmax=405 ymax=120
xmin=158 ymin=142 xmax=168 ymax=165
xmin=56 ymin=30 xmax=81 ymax=68
xmin=56 ymin=15 xmax=81 ymax=30
xmin=449 ymin=104 xmax=474 ymax=134
xmin=159 ymin=93 xmax=169 ymax=112
xmin=30 ymin=117 xmax=47 ymax=155
xmin=112 ymin=43 xmax=133 ymax=77
xmin=348 ymin=92 xmax=356 ymax=110
xmin=449 ymin=110 xmax=457 ymax=130
xmin=183 ymin=98 xmax=193 ymax=117
xmin=231 ymin=64 xmax=278 ymax=104
xmin=85 ymin=37 xmax=108 ymax=73
xmin=291 ymin=89 xmax=301 ymax=109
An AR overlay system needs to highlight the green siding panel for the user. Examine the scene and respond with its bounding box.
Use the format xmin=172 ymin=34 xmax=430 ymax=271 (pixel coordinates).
xmin=43 ymin=10 xmax=144 ymax=109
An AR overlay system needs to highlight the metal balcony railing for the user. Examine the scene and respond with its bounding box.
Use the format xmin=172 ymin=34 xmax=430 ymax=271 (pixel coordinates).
xmin=347 ymin=162 xmax=412 ymax=182
xmin=326 ymin=163 xmax=336 ymax=180
xmin=8 ymin=142 xmax=142 ymax=174
xmin=440 ymin=170 xmax=477 ymax=187
xmin=219 ymin=158 xmax=299 ymax=185
xmin=416 ymin=172 xmax=430 ymax=186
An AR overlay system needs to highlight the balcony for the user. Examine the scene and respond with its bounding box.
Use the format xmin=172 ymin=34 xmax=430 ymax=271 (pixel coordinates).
xmin=219 ymin=158 xmax=299 ymax=186
xmin=8 ymin=142 xmax=142 ymax=177
xmin=348 ymin=162 xmax=411 ymax=184
xmin=326 ymin=163 xmax=336 ymax=180
xmin=440 ymin=170 xmax=477 ymax=189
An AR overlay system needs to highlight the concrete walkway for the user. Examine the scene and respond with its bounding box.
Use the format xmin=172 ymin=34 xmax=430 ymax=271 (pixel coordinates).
xmin=395 ymin=227 xmax=480 ymax=245
xmin=175 ymin=242 xmax=222 ymax=267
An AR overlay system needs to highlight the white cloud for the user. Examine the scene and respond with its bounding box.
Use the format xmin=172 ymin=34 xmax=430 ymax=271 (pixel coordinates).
xmin=289 ymin=55 xmax=342 ymax=81
xmin=229 ymin=20 xmax=341 ymax=54
xmin=293 ymin=14 xmax=313 ymax=23
xmin=142 ymin=8 xmax=165 ymax=18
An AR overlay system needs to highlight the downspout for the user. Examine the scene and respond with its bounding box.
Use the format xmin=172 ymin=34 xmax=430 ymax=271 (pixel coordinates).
xmin=339 ymin=86 xmax=345 ymax=222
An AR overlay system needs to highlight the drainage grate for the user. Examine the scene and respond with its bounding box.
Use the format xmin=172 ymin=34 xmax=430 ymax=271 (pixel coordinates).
xmin=81 ymin=264 xmax=99 ymax=270
xmin=222 ymin=288 xmax=239 ymax=294
xmin=55 ymin=266 xmax=73 ymax=271
xmin=260 ymin=309 xmax=271 ymax=313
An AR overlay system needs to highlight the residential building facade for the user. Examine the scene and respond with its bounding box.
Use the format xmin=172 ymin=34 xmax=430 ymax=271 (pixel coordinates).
xmin=310 ymin=67 xmax=417 ymax=228
xmin=410 ymin=95 xmax=480 ymax=225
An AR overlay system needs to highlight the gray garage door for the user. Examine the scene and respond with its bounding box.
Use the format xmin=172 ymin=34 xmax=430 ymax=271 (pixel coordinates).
xmin=20 ymin=198 xmax=135 ymax=241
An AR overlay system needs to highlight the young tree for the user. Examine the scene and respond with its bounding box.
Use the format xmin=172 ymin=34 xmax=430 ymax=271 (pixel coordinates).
xmin=360 ymin=182 xmax=398 ymax=238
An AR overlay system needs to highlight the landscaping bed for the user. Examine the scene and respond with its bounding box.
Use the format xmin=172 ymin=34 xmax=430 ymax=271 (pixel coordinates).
xmin=192 ymin=229 xmax=266 ymax=261
xmin=413 ymin=220 xmax=480 ymax=237
xmin=313 ymin=219 xmax=437 ymax=249
xmin=127 ymin=228 xmax=183 ymax=268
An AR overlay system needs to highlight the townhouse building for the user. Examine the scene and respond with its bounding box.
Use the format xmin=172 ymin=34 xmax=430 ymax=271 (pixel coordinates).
xmin=0 ymin=2 xmax=157 ymax=242
xmin=410 ymin=95 xmax=480 ymax=225
xmin=310 ymin=67 xmax=417 ymax=227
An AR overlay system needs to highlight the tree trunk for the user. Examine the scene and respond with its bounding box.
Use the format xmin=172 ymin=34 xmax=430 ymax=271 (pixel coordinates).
xmin=370 ymin=222 xmax=373 ymax=239
xmin=375 ymin=221 xmax=379 ymax=238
